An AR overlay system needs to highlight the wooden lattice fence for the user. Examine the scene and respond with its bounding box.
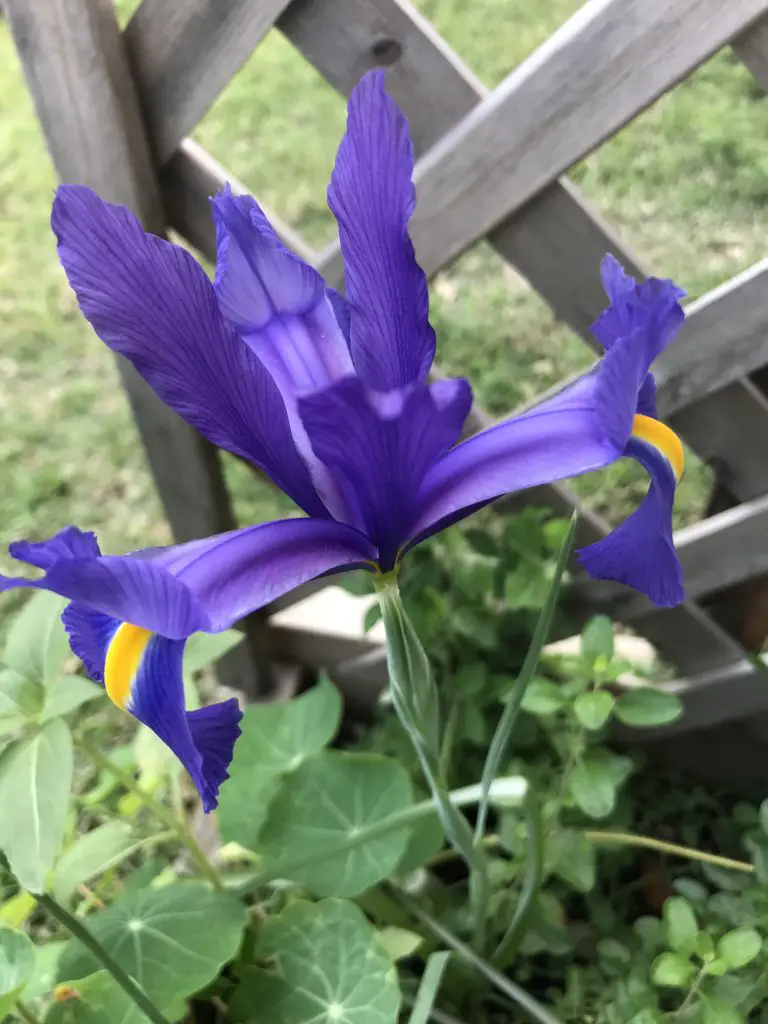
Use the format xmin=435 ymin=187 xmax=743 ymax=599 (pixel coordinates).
xmin=7 ymin=0 xmax=768 ymax=751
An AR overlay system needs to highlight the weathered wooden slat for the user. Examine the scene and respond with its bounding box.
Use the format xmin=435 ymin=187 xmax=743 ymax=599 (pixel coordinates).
xmin=125 ymin=0 xmax=293 ymax=165
xmin=4 ymin=0 xmax=266 ymax=695
xmin=655 ymin=260 xmax=768 ymax=416
xmin=733 ymin=9 xmax=768 ymax=89
xmin=408 ymin=0 xmax=768 ymax=274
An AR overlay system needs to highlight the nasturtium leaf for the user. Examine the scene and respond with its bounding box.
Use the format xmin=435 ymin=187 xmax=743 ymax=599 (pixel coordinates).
xmin=549 ymin=829 xmax=596 ymax=892
xmin=182 ymin=630 xmax=244 ymax=675
xmin=573 ymin=691 xmax=615 ymax=731
xmin=663 ymin=897 xmax=698 ymax=955
xmin=256 ymin=751 xmax=412 ymax=897
xmin=43 ymin=971 xmax=153 ymax=1024
xmin=717 ymin=927 xmax=762 ymax=969
xmin=615 ymin=687 xmax=683 ymax=728
xmin=5 ymin=591 xmax=71 ymax=684
xmin=0 ymin=670 xmax=45 ymax=733
xmin=218 ymin=677 xmax=342 ymax=849
xmin=21 ymin=940 xmax=66 ymax=1002
xmin=52 ymin=823 xmax=136 ymax=902
xmin=650 ymin=952 xmax=694 ymax=988
xmin=521 ymin=679 xmax=566 ymax=716
xmin=59 ymin=882 xmax=248 ymax=1009
xmin=580 ymin=615 xmax=614 ymax=664
xmin=0 ymin=925 xmax=35 ymax=1017
xmin=229 ymin=899 xmax=400 ymax=1024
xmin=40 ymin=677 xmax=101 ymax=723
xmin=0 ymin=718 xmax=73 ymax=892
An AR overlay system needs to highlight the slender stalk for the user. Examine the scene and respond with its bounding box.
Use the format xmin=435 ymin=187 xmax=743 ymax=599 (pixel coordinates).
xmin=673 ymin=966 xmax=705 ymax=1021
xmin=584 ymin=830 xmax=754 ymax=872
xmin=76 ymin=734 xmax=223 ymax=890
xmin=34 ymin=892 xmax=172 ymax=1024
xmin=493 ymin=793 xmax=544 ymax=967
xmin=389 ymin=885 xmax=565 ymax=1024
xmin=15 ymin=1001 xmax=40 ymax=1024
xmin=233 ymin=775 xmax=526 ymax=897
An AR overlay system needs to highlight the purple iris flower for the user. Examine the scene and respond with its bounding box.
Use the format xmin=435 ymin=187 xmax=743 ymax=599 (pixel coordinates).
xmin=0 ymin=71 xmax=685 ymax=811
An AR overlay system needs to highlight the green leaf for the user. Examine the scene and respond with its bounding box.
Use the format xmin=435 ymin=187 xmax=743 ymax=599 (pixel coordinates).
xmin=407 ymin=951 xmax=451 ymax=1024
xmin=663 ymin=897 xmax=698 ymax=955
xmin=521 ymin=679 xmax=566 ymax=716
xmin=701 ymin=995 xmax=746 ymax=1024
xmin=182 ymin=630 xmax=244 ymax=675
xmin=717 ymin=927 xmax=762 ymax=969
xmin=569 ymin=755 xmax=624 ymax=819
xmin=0 ymin=719 xmax=73 ymax=891
xmin=43 ymin=971 xmax=153 ymax=1024
xmin=256 ymin=751 xmax=413 ymax=897
xmin=615 ymin=687 xmax=683 ymax=728
xmin=5 ymin=591 xmax=71 ymax=684
xmin=504 ymin=560 xmax=552 ymax=611
xmin=52 ymin=823 xmax=135 ymax=902
xmin=549 ymin=829 xmax=596 ymax=892
xmin=218 ymin=677 xmax=342 ymax=848
xmin=0 ymin=925 xmax=35 ymax=1017
xmin=40 ymin=676 xmax=101 ymax=723
xmin=394 ymin=811 xmax=443 ymax=875
xmin=21 ymin=940 xmax=66 ymax=1002
xmin=0 ymin=670 xmax=45 ymax=733
xmin=581 ymin=615 xmax=614 ymax=663
xmin=230 ymin=899 xmax=400 ymax=1024
xmin=377 ymin=926 xmax=423 ymax=961
xmin=573 ymin=691 xmax=615 ymax=731
xmin=650 ymin=951 xmax=695 ymax=987
xmin=60 ymin=882 xmax=248 ymax=1010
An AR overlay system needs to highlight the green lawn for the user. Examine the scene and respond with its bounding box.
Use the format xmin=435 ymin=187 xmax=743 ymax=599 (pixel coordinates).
xmin=1 ymin=0 xmax=766 ymax=580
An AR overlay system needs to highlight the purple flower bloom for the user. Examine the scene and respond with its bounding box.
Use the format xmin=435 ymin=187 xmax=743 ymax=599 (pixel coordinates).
xmin=0 ymin=71 xmax=685 ymax=809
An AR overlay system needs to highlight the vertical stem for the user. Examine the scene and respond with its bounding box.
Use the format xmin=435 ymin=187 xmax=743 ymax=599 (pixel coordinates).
xmin=34 ymin=893 xmax=172 ymax=1024
xmin=76 ymin=734 xmax=223 ymax=890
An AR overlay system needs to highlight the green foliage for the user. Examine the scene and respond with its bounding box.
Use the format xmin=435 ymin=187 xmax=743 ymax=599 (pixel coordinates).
xmin=229 ymin=899 xmax=400 ymax=1024
xmin=0 ymin=925 xmax=35 ymax=1016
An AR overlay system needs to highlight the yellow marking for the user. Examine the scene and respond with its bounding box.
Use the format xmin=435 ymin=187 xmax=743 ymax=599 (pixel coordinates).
xmin=104 ymin=622 xmax=152 ymax=710
xmin=631 ymin=413 xmax=684 ymax=482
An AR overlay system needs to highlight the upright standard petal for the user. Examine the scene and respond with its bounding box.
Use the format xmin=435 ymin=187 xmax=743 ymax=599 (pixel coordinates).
xmin=52 ymin=185 xmax=325 ymax=517
xmin=299 ymin=376 xmax=472 ymax=570
xmin=577 ymin=419 xmax=684 ymax=607
xmin=65 ymin=604 xmax=241 ymax=811
xmin=328 ymin=70 xmax=436 ymax=390
xmin=2 ymin=519 xmax=377 ymax=636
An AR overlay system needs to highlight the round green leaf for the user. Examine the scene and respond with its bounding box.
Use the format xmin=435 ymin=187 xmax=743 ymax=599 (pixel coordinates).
xmin=573 ymin=691 xmax=615 ymax=731
xmin=256 ymin=751 xmax=413 ymax=897
xmin=580 ymin=615 xmax=614 ymax=663
xmin=4 ymin=591 xmax=71 ymax=684
xmin=651 ymin=952 xmax=694 ymax=988
xmin=717 ymin=927 xmax=762 ymax=969
xmin=52 ymin=823 xmax=136 ymax=902
xmin=615 ymin=687 xmax=683 ymax=728
xmin=569 ymin=758 xmax=618 ymax=819
xmin=43 ymin=971 xmax=152 ymax=1024
xmin=218 ymin=678 xmax=342 ymax=849
xmin=0 ymin=719 xmax=73 ymax=892
xmin=549 ymin=828 xmax=596 ymax=892
xmin=521 ymin=679 xmax=566 ymax=716
xmin=230 ymin=899 xmax=400 ymax=1024
xmin=663 ymin=897 xmax=698 ymax=955
xmin=0 ymin=925 xmax=35 ymax=1017
xmin=59 ymin=882 xmax=248 ymax=1008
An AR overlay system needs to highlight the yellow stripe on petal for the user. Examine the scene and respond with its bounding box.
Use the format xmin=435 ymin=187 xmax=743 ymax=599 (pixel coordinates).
xmin=104 ymin=623 xmax=152 ymax=710
xmin=631 ymin=414 xmax=684 ymax=483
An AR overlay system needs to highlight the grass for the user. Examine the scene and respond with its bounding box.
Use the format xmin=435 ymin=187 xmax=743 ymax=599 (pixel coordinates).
xmin=1 ymin=0 xmax=767 ymax=581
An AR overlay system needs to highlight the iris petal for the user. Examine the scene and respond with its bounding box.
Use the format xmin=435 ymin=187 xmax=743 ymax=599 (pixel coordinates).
xmin=52 ymin=185 xmax=325 ymax=517
xmin=328 ymin=70 xmax=436 ymax=390
xmin=577 ymin=432 xmax=684 ymax=607
xmin=300 ymin=376 xmax=471 ymax=569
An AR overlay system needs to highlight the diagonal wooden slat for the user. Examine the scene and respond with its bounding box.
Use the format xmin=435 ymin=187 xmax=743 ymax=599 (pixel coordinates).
xmin=125 ymin=0 xmax=293 ymax=165
xmin=732 ymin=8 xmax=768 ymax=88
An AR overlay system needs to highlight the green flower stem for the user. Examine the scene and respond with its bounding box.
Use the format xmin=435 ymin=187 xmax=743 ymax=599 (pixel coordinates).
xmin=233 ymin=775 xmax=527 ymax=897
xmin=673 ymin=966 xmax=706 ymax=1022
xmin=76 ymin=733 xmax=223 ymax=890
xmin=15 ymin=1001 xmax=40 ymax=1024
xmin=34 ymin=892 xmax=172 ymax=1024
xmin=584 ymin=830 xmax=754 ymax=872
xmin=389 ymin=885 xmax=565 ymax=1024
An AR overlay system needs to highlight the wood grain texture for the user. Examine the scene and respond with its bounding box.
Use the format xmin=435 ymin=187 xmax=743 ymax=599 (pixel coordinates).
xmin=408 ymin=0 xmax=768 ymax=274
xmin=125 ymin=0 xmax=293 ymax=165
xmin=656 ymin=260 xmax=768 ymax=416
xmin=5 ymin=0 xmax=266 ymax=695
xmin=733 ymin=9 xmax=768 ymax=89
